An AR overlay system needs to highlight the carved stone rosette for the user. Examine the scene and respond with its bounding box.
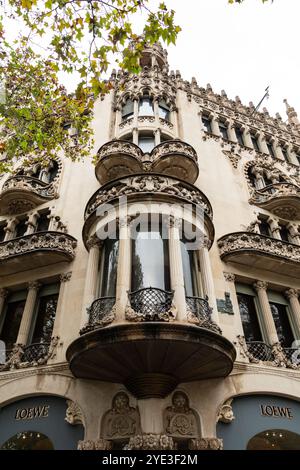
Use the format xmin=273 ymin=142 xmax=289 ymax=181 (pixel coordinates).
xmin=188 ymin=438 xmax=223 ymax=450
xmin=124 ymin=434 xmax=176 ymax=450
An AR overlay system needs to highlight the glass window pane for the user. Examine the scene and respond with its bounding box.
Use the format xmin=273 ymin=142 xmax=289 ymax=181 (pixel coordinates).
xmin=15 ymin=220 xmax=27 ymax=238
xmin=122 ymin=99 xmax=134 ymax=120
xmin=237 ymin=293 xmax=262 ymax=342
xmin=36 ymin=212 xmax=50 ymax=232
xmin=219 ymin=123 xmax=228 ymax=140
xmin=259 ymin=221 xmax=271 ymax=237
xmin=202 ymin=117 xmax=212 ymax=133
xmin=235 ymin=127 xmax=244 ymax=146
xmin=270 ymin=302 xmax=294 ymax=347
xmin=0 ymin=300 xmax=25 ymax=350
xmin=138 ymin=97 xmax=154 ymax=116
xmin=31 ymin=294 xmax=58 ymax=344
xmin=131 ymin=224 xmax=170 ymax=291
xmin=100 ymin=239 xmax=119 ymax=297
xmin=180 ymin=240 xmax=198 ymax=297
xmin=250 ymin=134 xmax=259 ymax=152
xmin=159 ymin=100 xmax=170 ymax=121
xmin=138 ymin=136 xmax=155 ymax=153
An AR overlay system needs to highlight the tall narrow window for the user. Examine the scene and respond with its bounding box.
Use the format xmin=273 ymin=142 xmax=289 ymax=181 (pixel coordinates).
xmin=279 ymin=225 xmax=290 ymax=242
xmin=158 ymin=100 xmax=170 ymax=121
xmin=281 ymin=146 xmax=289 ymax=163
xmin=219 ymin=121 xmax=228 ymax=140
xmin=202 ymin=115 xmax=212 ymax=133
xmin=237 ymin=293 xmax=262 ymax=342
xmin=259 ymin=220 xmax=271 ymax=237
xmin=122 ymin=98 xmax=134 ymax=121
xmin=0 ymin=224 xmax=5 ymax=242
xmin=235 ymin=126 xmax=244 ymax=146
xmin=48 ymin=160 xmax=59 ymax=183
xmin=250 ymin=133 xmax=259 ymax=152
xmin=30 ymin=284 xmax=59 ymax=345
xmin=270 ymin=302 xmax=294 ymax=347
xmin=131 ymin=221 xmax=170 ymax=291
xmin=266 ymin=139 xmax=275 ymax=158
xmin=99 ymin=238 xmax=119 ymax=297
xmin=180 ymin=237 xmax=199 ymax=297
xmin=36 ymin=211 xmax=50 ymax=232
xmin=0 ymin=291 xmax=27 ymax=350
xmin=15 ymin=219 xmax=27 ymax=238
xmin=138 ymin=97 xmax=154 ymax=116
xmin=138 ymin=134 xmax=155 ymax=153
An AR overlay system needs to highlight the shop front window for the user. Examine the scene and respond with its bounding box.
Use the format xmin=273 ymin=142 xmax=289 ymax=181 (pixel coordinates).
xmin=1 ymin=431 xmax=54 ymax=450
xmin=247 ymin=429 xmax=300 ymax=450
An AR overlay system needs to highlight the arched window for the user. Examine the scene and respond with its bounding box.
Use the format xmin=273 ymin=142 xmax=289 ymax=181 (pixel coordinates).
xmin=1 ymin=431 xmax=54 ymax=450
xmin=121 ymin=98 xmax=134 ymax=121
xmin=138 ymin=96 xmax=154 ymax=116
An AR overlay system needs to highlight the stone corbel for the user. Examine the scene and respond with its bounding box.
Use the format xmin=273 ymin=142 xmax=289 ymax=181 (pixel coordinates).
xmin=65 ymin=400 xmax=84 ymax=426
xmin=77 ymin=439 xmax=112 ymax=450
xmin=188 ymin=438 xmax=223 ymax=450
xmin=217 ymin=399 xmax=235 ymax=423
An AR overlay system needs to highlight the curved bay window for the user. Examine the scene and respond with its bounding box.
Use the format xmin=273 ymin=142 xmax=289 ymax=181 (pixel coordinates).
xmin=121 ymin=98 xmax=134 ymax=121
xmin=131 ymin=221 xmax=170 ymax=292
xmin=138 ymin=133 xmax=155 ymax=153
xmin=158 ymin=99 xmax=170 ymax=121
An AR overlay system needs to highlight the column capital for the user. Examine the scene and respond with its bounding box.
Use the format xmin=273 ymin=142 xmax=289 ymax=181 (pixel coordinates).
xmin=0 ymin=288 xmax=8 ymax=299
xmin=253 ymin=280 xmax=268 ymax=292
xmin=27 ymin=281 xmax=41 ymax=291
xmin=60 ymin=271 xmax=72 ymax=283
xmin=223 ymin=272 xmax=236 ymax=282
xmin=86 ymin=234 xmax=103 ymax=250
xmin=169 ymin=215 xmax=181 ymax=230
xmin=202 ymin=235 xmax=212 ymax=249
xmin=285 ymin=288 xmax=299 ymax=300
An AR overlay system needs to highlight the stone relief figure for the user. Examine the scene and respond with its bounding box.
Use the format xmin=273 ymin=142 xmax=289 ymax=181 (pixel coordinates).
xmin=163 ymin=391 xmax=199 ymax=438
xmin=101 ymin=392 xmax=141 ymax=441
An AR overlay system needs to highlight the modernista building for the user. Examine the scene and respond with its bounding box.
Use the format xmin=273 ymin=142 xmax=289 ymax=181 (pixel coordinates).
xmin=0 ymin=42 xmax=300 ymax=450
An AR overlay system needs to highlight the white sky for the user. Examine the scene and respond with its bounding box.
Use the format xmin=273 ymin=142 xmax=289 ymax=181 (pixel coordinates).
xmin=3 ymin=0 xmax=299 ymax=120
xmin=163 ymin=0 xmax=300 ymax=119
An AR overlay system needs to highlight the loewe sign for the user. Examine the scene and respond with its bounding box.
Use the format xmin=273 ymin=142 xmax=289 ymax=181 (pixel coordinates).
xmin=260 ymin=404 xmax=293 ymax=419
xmin=15 ymin=405 xmax=50 ymax=420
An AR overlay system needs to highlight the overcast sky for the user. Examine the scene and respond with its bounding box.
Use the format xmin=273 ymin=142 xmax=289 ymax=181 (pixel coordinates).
xmin=162 ymin=0 xmax=300 ymax=120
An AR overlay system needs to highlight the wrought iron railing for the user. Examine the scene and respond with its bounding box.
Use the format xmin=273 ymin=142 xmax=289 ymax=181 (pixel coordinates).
xmin=87 ymin=297 xmax=116 ymax=325
xmin=22 ymin=342 xmax=50 ymax=363
xmin=283 ymin=347 xmax=300 ymax=364
xmin=246 ymin=341 xmax=272 ymax=362
xmin=185 ymin=296 xmax=212 ymax=321
xmin=128 ymin=287 xmax=174 ymax=320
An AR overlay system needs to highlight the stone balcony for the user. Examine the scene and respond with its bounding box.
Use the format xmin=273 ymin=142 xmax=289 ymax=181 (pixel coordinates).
xmin=218 ymin=231 xmax=300 ymax=277
xmin=0 ymin=231 xmax=77 ymax=277
xmin=83 ymin=173 xmax=214 ymax=245
xmin=67 ymin=288 xmax=236 ymax=399
xmin=249 ymin=182 xmax=300 ymax=220
xmin=95 ymin=139 xmax=199 ymax=185
xmin=0 ymin=175 xmax=58 ymax=215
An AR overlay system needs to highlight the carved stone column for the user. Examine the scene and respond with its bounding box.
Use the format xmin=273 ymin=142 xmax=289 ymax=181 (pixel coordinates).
xmin=168 ymin=217 xmax=186 ymax=321
xmin=132 ymin=127 xmax=139 ymax=145
xmin=4 ymin=219 xmax=17 ymax=241
xmin=227 ymin=121 xmax=237 ymax=143
xmin=287 ymin=145 xmax=299 ymax=166
xmin=154 ymin=99 xmax=160 ymax=128
xmin=252 ymin=169 xmax=265 ymax=190
xmin=138 ymin=398 xmax=164 ymax=434
xmin=253 ymin=281 xmax=279 ymax=344
xmin=80 ymin=236 xmax=102 ymax=329
xmin=258 ymin=134 xmax=269 ymax=154
xmin=16 ymin=282 xmax=41 ymax=345
xmin=274 ymin=141 xmax=285 ymax=161
xmin=50 ymin=272 xmax=72 ymax=342
xmin=198 ymin=237 xmax=218 ymax=324
xmin=114 ymin=107 xmax=121 ymax=138
xmin=268 ymin=218 xmax=281 ymax=240
xmin=287 ymin=224 xmax=300 ymax=245
xmin=25 ymin=212 xmax=38 ymax=235
xmin=243 ymin=126 xmax=253 ymax=148
xmin=154 ymin=128 xmax=160 ymax=146
xmin=0 ymin=289 xmax=8 ymax=321
xmin=285 ymin=289 xmax=300 ymax=338
xmin=211 ymin=115 xmax=221 ymax=137
xmin=116 ymin=216 xmax=132 ymax=320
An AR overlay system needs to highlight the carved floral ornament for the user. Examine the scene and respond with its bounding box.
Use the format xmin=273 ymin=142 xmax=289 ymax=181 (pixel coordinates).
xmin=85 ymin=174 xmax=213 ymax=220
xmin=217 ymin=399 xmax=235 ymax=424
xmin=101 ymin=392 xmax=141 ymax=441
xmin=163 ymin=391 xmax=200 ymax=439
xmin=65 ymin=400 xmax=84 ymax=426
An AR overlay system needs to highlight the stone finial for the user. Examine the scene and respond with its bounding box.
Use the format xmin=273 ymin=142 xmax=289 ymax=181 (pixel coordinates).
xmin=235 ymin=96 xmax=242 ymax=104
xmin=221 ymin=89 xmax=227 ymax=98
xmin=206 ymin=83 xmax=212 ymax=92
xmin=263 ymin=107 xmax=269 ymax=116
xmin=191 ymin=77 xmax=198 ymax=86
xmin=284 ymin=99 xmax=300 ymax=126
xmin=249 ymin=101 xmax=255 ymax=110
xmin=276 ymin=112 xmax=282 ymax=121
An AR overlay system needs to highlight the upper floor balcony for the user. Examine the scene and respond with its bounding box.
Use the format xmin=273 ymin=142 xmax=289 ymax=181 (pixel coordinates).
xmin=249 ymin=182 xmax=300 ymax=220
xmin=0 ymin=160 xmax=60 ymax=216
xmin=218 ymin=231 xmax=300 ymax=277
xmin=95 ymin=139 xmax=199 ymax=185
xmin=0 ymin=231 xmax=77 ymax=277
